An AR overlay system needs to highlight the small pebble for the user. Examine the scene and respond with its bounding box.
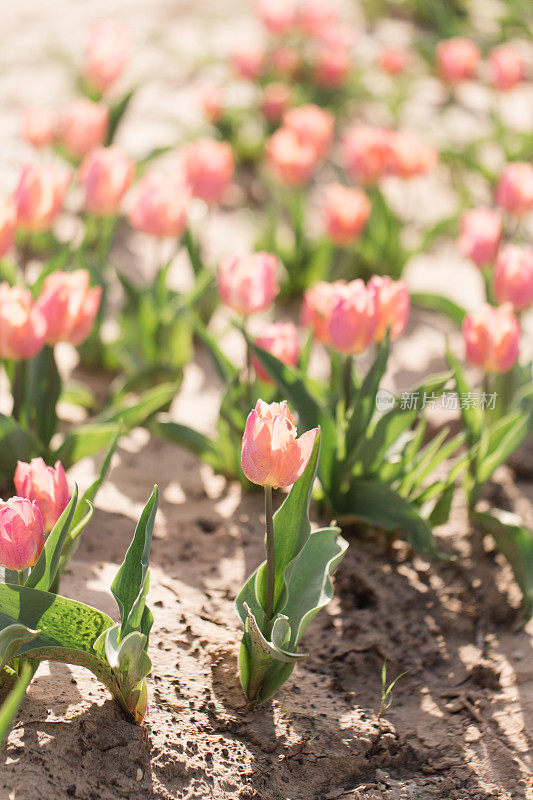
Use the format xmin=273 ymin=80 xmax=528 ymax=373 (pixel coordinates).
xmin=136 ymin=768 xmax=143 ymax=782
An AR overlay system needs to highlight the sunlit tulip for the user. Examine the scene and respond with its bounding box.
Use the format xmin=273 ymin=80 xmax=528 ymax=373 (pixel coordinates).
xmin=129 ymin=171 xmax=190 ymax=238
xmin=0 ymin=283 xmax=46 ymax=360
xmin=79 ymin=146 xmax=134 ymax=216
xmin=15 ymin=458 xmax=69 ymax=533
xmin=378 ymin=48 xmax=410 ymax=75
xmin=59 ymin=99 xmax=109 ymax=158
xmin=329 ymin=279 xmax=378 ymax=355
xmin=463 ymin=302 xmax=520 ymax=373
xmin=283 ymin=104 xmax=334 ymax=160
xmin=36 ymin=270 xmax=102 ymax=346
xmin=83 ymin=19 xmax=131 ymax=94
xmin=180 ymin=138 xmax=234 ymax=205
xmin=458 ymin=208 xmax=502 ymax=268
xmin=386 ymin=131 xmax=438 ymax=179
xmin=218 ymin=252 xmax=279 ymax=315
xmin=324 ymin=183 xmax=371 ymax=245
xmin=0 ymin=196 xmax=16 ymax=257
xmin=0 ymin=497 xmax=45 ymax=571
xmin=231 ymin=45 xmax=265 ymax=81
xmin=436 ymin=37 xmax=481 ymax=84
xmin=493 ymin=244 xmax=533 ymax=311
xmin=253 ymin=322 xmax=300 ymax=383
xmin=496 ymin=162 xmax=533 ymax=217
xmin=256 ymin=0 xmax=298 ymax=34
xmin=301 ymin=280 xmax=346 ymax=345
xmin=266 ymin=127 xmax=319 ymax=187
xmin=21 ymin=107 xmax=57 ymax=148
xmin=488 ymin=44 xmax=524 ymax=92
xmin=341 ymin=124 xmax=393 ymax=185
xmin=14 ymin=164 xmax=70 ymax=233
xmin=299 ymin=0 xmax=339 ymax=37
xmin=368 ymin=276 xmax=410 ymax=342
xmin=241 ymin=399 xmax=318 ymax=488
xmin=261 ymin=82 xmax=292 ymax=123
xmin=313 ymin=46 xmax=351 ymax=88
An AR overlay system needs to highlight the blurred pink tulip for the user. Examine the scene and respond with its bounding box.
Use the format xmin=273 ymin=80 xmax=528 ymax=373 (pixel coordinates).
xmin=368 ymin=276 xmax=410 ymax=342
xmin=266 ymin=127 xmax=319 ymax=187
xmin=261 ymin=82 xmax=292 ymax=122
xmin=253 ymin=322 xmax=300 ymax=383
xmin=14 ymin=164 xmax=70 ymax=233
xmin=496 ymin=162 xmax=533 ymax=216
xmin=488 ymin=44 xmax=524 ymax=92
xmin=0 ymin=497 xmax=45 ymax=571
xmin=301 ymin=280 xmax=346 ymax=345
xmin=59 ymin=99 xmax=109 ymax=158
xmin=0 ymin=283 xmax=46 ymax=360
xmin=129 ymin=171 xmax=190 ymax=238
xmin=218 ymin=252 xmax=279 ymax=315
xmin=256 ymin=0 xmax=298 ymax=34
xmin=201 ymin=85 xmax=224 ymax=124
xmin=79 ymin=146 xmax=134 ymax=216
xmin=180 ymin=138 xmax=234 ymax=205
xmin=341 ymin=124 xmax=393 ymax=185
xmin=378 ymin=48 xmax=410 ymax=75
xmin=241 ymin=399 xmax=318 ymax=488
xmin=313 ymin=46 xmax=351 ymax=88
xmin=329 ymin=279 xmax=378 ymax=355
xmin=21 ymin=107 xmax=57 ymax=148
xmin=83 ymin=19 xmax=131 ymax=94
xmin=463 ymin=302 xmax=520 ymax=373
xmin=324 ymin=183 xmax=371 ymax=245
xmin=386 ymin=131 xmax=438 ymax=179
xmin=36 ymin=269 xmax=102 ymax=346
xmin=458 ymin=208 xmax=502 ymax=268
xmin=271 ymin=47 xmax=301 ymax=78
xmin=283 ymin=104 xmax=334 ymax=159
xmin=0 ymin=196 xmax=16 ymax=257
xmin=15 ymin=458 xmax=69 ymax=533
xmin=436 ymin=37 xmax=481 ymax=84
xmin=493 ymin=244 xmax=533 ymax=311
xmin=299 ymin=0 xmax=339 ymax=37
xmin=231 ymin=45 xmax=265 ymax=81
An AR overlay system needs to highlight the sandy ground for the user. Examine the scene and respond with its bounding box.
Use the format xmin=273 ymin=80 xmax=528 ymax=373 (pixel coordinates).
xmin=1 ymin=1 xmax=533 ymax=799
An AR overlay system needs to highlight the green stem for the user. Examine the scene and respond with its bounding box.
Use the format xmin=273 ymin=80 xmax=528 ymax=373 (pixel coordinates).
xmin=343 ymin=355 xmax=352 ymax=411
xmin=264 ymin=485 xmax=275 ymax=626
xmin=183 ymin=227 xmax=202 ymax=277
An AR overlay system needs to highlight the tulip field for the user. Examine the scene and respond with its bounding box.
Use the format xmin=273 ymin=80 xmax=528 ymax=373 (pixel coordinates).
xmin=1 ymin=0 xmax=533 ymax=798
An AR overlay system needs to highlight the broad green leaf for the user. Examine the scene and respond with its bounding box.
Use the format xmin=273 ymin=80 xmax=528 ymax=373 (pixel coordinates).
xmin=411 ymin=292 xmax=467 ymax=326
xmin=54 ymin=422 xmax=121 ymax=469
xmin=477 ymin=413 xmax=530 ymax=484
xmin=0 ymin=624 xmax=40 ymax=670
xmin=0 ymin=661 xmax=34 ymax=747
xmin=106 ymin=88 xmax=136 ymax=145
xmin=346 ymin=336 xmax=390 ymax=457
xmin=150 ymin=416 xmax=225 ymax=473
xmin=97 ymin=382 xmax=178 ymax=429
xmin=25 ymin=487 xmax=78 ymax=592
xmin=193 ymin=319 xmax=238 ymax=382
xmin=427 ymin=482 xmax=455 ymax=527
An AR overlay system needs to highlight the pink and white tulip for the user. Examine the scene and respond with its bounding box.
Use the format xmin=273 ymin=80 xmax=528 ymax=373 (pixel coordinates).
xmin=496 ymin=162 xmax=533 ymax=217
xmin=21 ymin=107 xmax=57 ymax=149
xmin=59 ymin=99 xmax=109 ymax=158
xmin=14 ymin=164 xmax=70 ymax=233
xmin=218 ymin=252 xmax=279 ymax=315
xmin=253 ymin=322 xmax=300 ymax=383
xmin=368 ymin=276 xmax=410 ymax=342
xmin=129 ymin=171 xmax=190 ymax=238
xmin=0 ymin=283 xmax=46 ymax=360
xmin=329 ymin=280 xmax=378 ymax=355
xmin=79 ymin=146 xmax=134 ymax=216
xmin=324 ymin=183 xmax=371 ymax=245
xmin=180 ymin=138 xmax=234 ymax=205
xmin=83 ymin=19 xmax=131 ymax=94
xmin=36 ymin=270 xmax=102 ymax=346
xmin=0 ymin=497 xmax=45 ymax=571
xmin=493 ymin=244 xmax=533 ymax=311
xmin=436 ymin=37 xmax=481 ymax=84
xmin=463 ymin=302 xmax=520 ymax=373
xmin=15 ymin=458 xmax=69 ymax=533
xmin=458 ymin=208 xmax=502 ymax=268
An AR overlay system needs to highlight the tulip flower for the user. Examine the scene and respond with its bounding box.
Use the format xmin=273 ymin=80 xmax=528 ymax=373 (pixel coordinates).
xmin=341 ymin=124 xmax=393 ymax=185
xmin=283 ymin=104 xmax=334 ymax=160
xmin=15 ymin=458 xmax=69 ymax=533
xmin=129 ymin=171 xmax=190 ymax=238
xmin=488 ymin=44 xmax=524 ymax=92
xmin=298 ymin=0 xmax=339 ymax=37
xmin=266 ymin=127 xmax=319 ymax=187
xmin=329 ymin=280 xmax=378 ymax=355
xmin=21 ymin=107 xmax=57 ymax=148
xmin=436 ymin=37 xmax=481 ymax=84
xmin=301 ymin=280 xmax=347 ymax=345
xmin=179 ymin=138 xmax=234 ymax=205
xmin=493 ymin=244 xmax=533 ymax=311
xmin=0 ymin=196 xmax=17 ymax=257
xmin=496 ymin=162 xmax=533 ymax=217
xmin=36 ymin=269 xmax=102 ymax=346
xmin=83 ymin=19 xmax=131 ymax=94
xmin=324 ymin=183 xmax=371 ymax=245
xmin=313 ymin=45 xmax=351 ymax=88
xmin=14 ymin=164 xmax=70 ymax=233
xmin=458 ymin=208 xmax=502 ymax=268
xmin=0 ymin=497 xmax=45 ymax=572
xmin=59 ymin=99 xmax=109 ymax=158
xmin=256 ymin=0 xmax=298 ymax=34
xmin=218 ymin=252 xmax=279 ymax=315
xmin=378 ymin=48 xmax=410 ymax=75
xmin=386 ymin=132 xmax=438 ymax=179
xmin=0 ymin=283 xmax=47 ymax=360
xmin=79 ymin=146 xmax=134 ymax=216
xmin=463 ymin=303 xmax=520 ymax=373
xmin=261 ymin=83 xmax=292 ymax=123
xmin=231 ymin=45 xmax=265 ymax=81
xmin=253 ymin=322 xmax=300 ymax=383
xmin=271 ymin=47 xmax=301 ymax=78
xmin=368 ymin=276 xmax=410 ymax=342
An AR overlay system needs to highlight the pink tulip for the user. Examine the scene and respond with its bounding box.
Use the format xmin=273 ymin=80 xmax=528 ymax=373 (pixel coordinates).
xmin=458 ymin=208 xmax=502 ymax=268
xmin=253 ymin=322 xmax=300 ymax=383
xmin=21 ymin=107 xmax=57 ymax=148
xmin=378 ymin=48 xmax=410 ymax=75
xmin=463 ymin=302 xmax=520 ymax=373
xmin=313 ymin=45 xmax=351 ymax=88
xmin=368 ymin=276 xmax=410 ymax=342
xmin=324 ymin=183 xmax=371 ymax=245
xmin=218 ymin=252 xmax=279 ymax=315
xmin=256 ymin=0 xmax=298 ymax=34
xmin=329 ymin=279 xmax=378 ymax=355
xmin=386 ymin=131 xmax=438 ymax=179
xmin=283 ymin=104 xmax=334 ymax=160
xmin=341 ymin=125 xmax=393 ymax=185
xmin=79 ymin=146 xmax=134 ymax=216
xmin=36 ymin=270 xmax=102 ymax=346
xmin=14 ymin=164 xmax=70 ymax=233
xmin=129 ymin=171 xmax=190 ymax=238
xmin=15 ymin=458 xmax=69 ymax=533
xmin=298 ymin=0 xmax=339 ymax=37
xmin=241 ymin=400 xmax=318 ymax=488
xmin=83 ymin=19 xmax=131 ymax=94
xmin=436 ymin=37 xmax=481 ymax=84
xmin=0 ymin=497 xmax=45 ymax=571
xmin=0 ymin=196 xmax=16 ymax=257
xmin=301 ymin=280 xmax=347 ymax=345
xmin=180 ymin=138 xmax=234 ymax=205
xmin=0 ymin=283 xmax=46 ymax=360
xmin=271 ymin=47 xmax=301 ymax=78
xmin=231 ymin=45 xmax=265 ymax=81
xmin=488 ymin=44 xmax=524 ymax=92
xmin=496 ymin=162 xmax=533 ymax=217
xmin=201 ymin=85 xmax=224 ymax=124
xmin=266 ymin=127 xmax=319 ymax=187
xmin=59 ymin=99 xmax=109 ymax=158
xmin=261 ymin=82 xmax=292 ymax=123
xmin=493 ymin=244 xmax=533 ymax=311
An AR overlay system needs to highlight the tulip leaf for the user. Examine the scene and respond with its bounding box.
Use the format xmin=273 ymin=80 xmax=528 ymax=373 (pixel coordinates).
xmin=26 ymin=346 xmax=61 ymax=448
xmin=0 ymin=414 xmax=40 ymax=480
xmin=476 ymin=413 xmax=530 ymax=484
xmin=150 ymin=417 xmax=226 ymax=472
xmin=0 ymin=624 xmax=40 ymax=671
xmin=97 ymin=381 xmax=178 ymax=428
xmin=54 ymin=422 xmax=123 ymax=469
xmin=345 ymin=335 xmax=390 ymax=457
xmin=106 ymin=87 xmax=136 ymax=145
xmin=193 ymin=319 xmax=238 ymax=382
xmin=411 ymin=292 xmax=467 ymax=327
xmin=0 ymin=661 xmax=34 ymax=747
xmin=446 ymin=346 xmax=483 ymax=443
xmin=25 ymin=486 xmax=78 ymax=592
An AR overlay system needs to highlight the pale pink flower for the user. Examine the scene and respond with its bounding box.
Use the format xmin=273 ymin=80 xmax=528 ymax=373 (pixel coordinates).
xmin=0 ymin=283 xmax=46 ymax=360
xmin=458 ymin=208 xmax=502 ymax=268
xmin=253 ymin=322 xmax=300 ymax=383
xmin=15 ymin=458 xmax=69 ymax=533
xmin=0 ymin=497 xmax=45 ymax=571
xmin=368 ymin=276 xmax=410 ymax=342
xmin=218 ymin=252 xmax=279 ymax=315
xmin=36 ymin=270 xmax=102 ymax=346
xmin=14 ymin=164 xmax=70 ymax=233
xmin=463 ymin=302 xmax=520 ymax=373
xmin=493 ymin=244 xmax=533 ymax=311
xmin=79 ymin=146 xmax=134 ymax=216
xmin=324 ymin=183 xmax=371 ymax=245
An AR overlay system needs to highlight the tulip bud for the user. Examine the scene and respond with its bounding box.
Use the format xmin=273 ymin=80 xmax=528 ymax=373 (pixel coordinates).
xmin=21 ymin=107 xmax=57 ymax=149
xmin=218 ymin=252 xmax=279 ymax=315
xmin=36 ymin=270 xmax=102 ymax=346
xmin=436 ymin=37 xmax=481 ymax=84
xmin=14 ymin=164 xmax=70 ymax=233
xmin=256 ymin=0 xmax=298 ymax=34
xmin=253 ymin=322 xmax=300 ymax=383
xmin=79 ymin=146 xmax=134 ymax=216
xmin=313 ymin=45 xmax=351 ymax=88
xmin=0 ymin=283 xmax=46 ymax=360
xmin=493 ymin=244 xmax=533 ymax=311
xmin=378 ymin=48 xmax=410 ymax=75
xmin=129 ymin=171 xmax=190 ymax=238
xmin=301 ymin=280 xmax=347 ymax=345
xmin=463 ymin=302 xmax=520 ymax=373
xmin=488 ymin=44 xmax=524 ymax=92
xmin=341 ymin=124 xmax=393 ymax=185
xmin=386 ymin=131 xmax=438 ymax=179
xmin=0 ymin=196 xmax=17 ymax=257
xmin=15 ymin=458 xmax=69 ymax=533
xmin=266 ymin=127 xmax=319 ymax=187
xmin=59 ymin=99 xmax=109 ymax=158
xmin=299 ymin=0 xmax=339 ymax=37
xmin=496 ymin=162 xmax=533 ymax=217
xmin=324 ymin=183 xmax=371 ymax=245
xmin=458 ymin=208 xmax=502 ymax=268
xmin=83 ymin=19 xmax=131 ymax=94
xmin=179 ymin=138 xmax=234 ymax=205
xmin=0 ymin=497 xmax=45 ymax=571
xmin=241 ymin=399 xmax=318 ymax=488
xmin=261 ymin=83 xmax=292 ymax=123
xmin=283 ymin=104 xmax=334 ymax=160
xmin=329 ymin=279 xmax=378 ymax=355
xmin=368 ymin=276 xmax=410 ymax=342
